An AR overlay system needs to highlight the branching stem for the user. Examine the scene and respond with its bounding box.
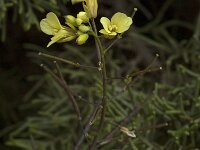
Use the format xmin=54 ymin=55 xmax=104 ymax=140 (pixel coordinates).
xmin=89 ymin=18 xmax=107 ymax=150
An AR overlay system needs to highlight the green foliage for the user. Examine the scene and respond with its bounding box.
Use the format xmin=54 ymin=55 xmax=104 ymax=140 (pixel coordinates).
xmin=0 ymin=0 xmax=69 ymax=41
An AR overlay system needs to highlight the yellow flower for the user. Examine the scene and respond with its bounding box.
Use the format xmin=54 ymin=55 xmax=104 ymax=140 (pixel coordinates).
xmin=71 ymin=0 xmax=98 ymax=18
xmin=99 ymin=12 xmax=133 ymax=39
xmin=40 ymin=12 xmax=76 ymax=47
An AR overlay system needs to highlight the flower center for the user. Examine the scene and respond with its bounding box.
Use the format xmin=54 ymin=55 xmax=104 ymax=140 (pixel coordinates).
xmin=108 ymin=24 xmax=118 ymax=32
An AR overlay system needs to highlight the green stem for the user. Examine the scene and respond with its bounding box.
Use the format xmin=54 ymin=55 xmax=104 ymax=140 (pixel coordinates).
xmin=91 ymin=19 xmax=101 ymax=60
xmin=90 ymin=19 xmax=107 ymax=149
xmin=104 ymin=36 xmax=121 ymax=54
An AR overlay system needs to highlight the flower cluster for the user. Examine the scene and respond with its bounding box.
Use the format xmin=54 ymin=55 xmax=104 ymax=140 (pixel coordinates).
xmin=40 ymin=0 xmax=133 ymax=47
xmin=40 ymin=11 xmax=90 ymax=47
xmin=65 ymin=11 xmax=91 ymax=45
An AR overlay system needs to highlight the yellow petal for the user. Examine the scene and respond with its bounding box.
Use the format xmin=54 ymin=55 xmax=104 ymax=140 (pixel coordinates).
xmin=111 ymin=12 xmax=132 ymax=33
xmin=47 ymin=29 xmax=67 ymax=47
xmin=99 ymin=29 xmax=117 ymax=39
xmin=99 ymin=29 xmax=109 ymax=35
xmin=108 ymin=32 xmax=117 ymax=36
xmin=66 ymin=23 xmax=76 ymax=30
xmin=99 ymin=29 xmax=116 ymax=36
xmin=40 ymin=19 xmax=54 ymax=35
xmin=46 ymin=12 xmax=62 ymax=29
xmin=58 ymin=36 xmax=77 ymax=43
xmin=47 ymin=40 xmax=56 ymax=47
xmin=104 ymin=34 xmax=116 ymax=39
xmin=100 ymin=17 xmax=111 ymax=33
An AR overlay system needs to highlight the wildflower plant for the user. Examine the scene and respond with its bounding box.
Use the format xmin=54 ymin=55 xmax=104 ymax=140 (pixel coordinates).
xmin=39 ymin=0 xmax=138 ymax=149
xmin=3 ymin=1 xmax=200 ymax=149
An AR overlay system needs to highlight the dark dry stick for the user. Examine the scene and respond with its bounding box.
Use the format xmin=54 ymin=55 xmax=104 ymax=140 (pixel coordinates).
xmin=55 ymin=61 xmax=97 ymax=105
xmin=54 ymin=61 xmax=93 ymax=147
xmin=41 ymin=64 xmax=82 ymax=120
xmin=123 ymin=54 xmax=162 ymax=91
xmin=54 ymin=61 xmax=97 ymax=105
xmin=106 ymin=64 xmax=162 ymax=102
xmin=54 ymin=61 xmax=64 ymax=80
xmin=107 ymin=66 xmax=162 ymax=81
xmin=74 ymin=104 xmax=102 ymax=150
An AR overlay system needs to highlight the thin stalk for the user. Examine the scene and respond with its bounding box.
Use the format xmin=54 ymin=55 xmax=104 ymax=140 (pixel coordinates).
xmin=91 ymin=19 xmax=101 ymax=60
xmin=38 ymin=52 xmax=98 ymax=70
xmin=104 ymin=36 xmax=121 ymax=54
xmin=89 ymin=19 xmax=107 ymax=149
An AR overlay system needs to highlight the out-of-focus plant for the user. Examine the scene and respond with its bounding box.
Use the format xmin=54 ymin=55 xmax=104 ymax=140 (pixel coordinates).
xmin=0 ymin=0 xmax=66 ymax=42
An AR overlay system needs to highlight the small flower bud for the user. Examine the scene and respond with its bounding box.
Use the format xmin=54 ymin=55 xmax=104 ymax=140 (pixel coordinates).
xmin=76 ymin=34 xmax=89 ymax=45
xmin=65 ymin=15 xmax=76 ymax=26
xmin=79 ymin=25 xmax=90 ymax=32
xmin=77 ymin=11 xmax=89 ymax=23
xmin=76 ymin=18 xmax=83 ymax=26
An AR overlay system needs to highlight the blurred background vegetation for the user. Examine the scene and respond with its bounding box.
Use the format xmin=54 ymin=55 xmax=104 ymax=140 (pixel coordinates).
xmin=0 ymin=0 xmax=200 ymax=149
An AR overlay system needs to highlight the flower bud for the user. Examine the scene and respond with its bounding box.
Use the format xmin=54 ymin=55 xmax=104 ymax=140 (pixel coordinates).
xmin=77 ymin=11 xmax=89 ymax=23
xmin=65 ymin=15 xmax=76 ymax=26
xmin=76 ymin=18 xmax=83 ymax=26
xmin=76 ymin=34 xmax=89 ymax=45
xmin=79 ymin=25 xmax=90 ymax=32
xmin=71 ymin=0 xmax=98 ymax=18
